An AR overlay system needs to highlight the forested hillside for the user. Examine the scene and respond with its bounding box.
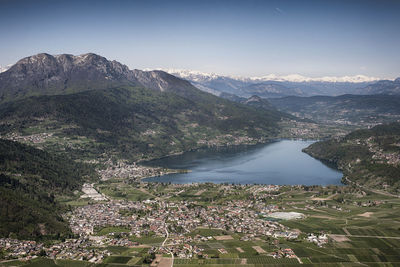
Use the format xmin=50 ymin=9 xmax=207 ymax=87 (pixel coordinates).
xmin=0 ymin=86 xmax=285 ymax=160
xmin=0 ymin=139 xmax=96 ymax=239
xmin=304 ymin=123 xmax=400 ymax=192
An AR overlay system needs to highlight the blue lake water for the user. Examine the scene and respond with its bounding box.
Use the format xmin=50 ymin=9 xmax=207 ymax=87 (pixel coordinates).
xmin=143 ymin=140 xmax=342 ymax=185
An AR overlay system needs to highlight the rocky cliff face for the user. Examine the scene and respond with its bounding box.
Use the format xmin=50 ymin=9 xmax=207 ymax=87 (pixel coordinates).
xmin=0 ymin=53 xmax=202 ymax=102
xmin=2 ymin=53 xmax=134 ymax=84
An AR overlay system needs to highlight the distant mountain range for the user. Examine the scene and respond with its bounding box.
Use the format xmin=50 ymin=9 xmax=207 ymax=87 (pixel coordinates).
xmin=165 ymin=69 xmax=399 ymax=97
xmin=165 ymin=69 xmax=381 ymax=83
xmin=355 ymin=78 xmax=400 ymax=95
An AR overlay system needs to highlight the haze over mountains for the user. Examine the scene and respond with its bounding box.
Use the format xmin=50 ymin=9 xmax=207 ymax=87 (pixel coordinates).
xmin=166 ymin=69 xmax=399 ymax=98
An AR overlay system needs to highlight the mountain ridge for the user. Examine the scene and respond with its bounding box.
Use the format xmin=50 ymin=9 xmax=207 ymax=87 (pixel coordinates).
xmin=0 ymin=53 xmax=209 ymax=102
xmin=356 ymin=78 xmax=400 ymax=95
xmin=164 ymin=69 xmax=390 ymax=97
xmin=164 ymin=69 xmax=383 ymax=83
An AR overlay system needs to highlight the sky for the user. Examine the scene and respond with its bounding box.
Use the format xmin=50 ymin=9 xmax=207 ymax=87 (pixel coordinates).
xmin=0 ymin=0 xmax=399 ymax=78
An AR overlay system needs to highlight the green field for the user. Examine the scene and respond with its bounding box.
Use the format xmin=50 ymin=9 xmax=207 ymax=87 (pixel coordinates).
xmin=95 ymin=226 xmax=131 ymax=236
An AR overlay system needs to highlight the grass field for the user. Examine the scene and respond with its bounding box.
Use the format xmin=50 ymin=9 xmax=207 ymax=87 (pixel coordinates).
xmin=95 ymin=226 xmax=131 ymax=236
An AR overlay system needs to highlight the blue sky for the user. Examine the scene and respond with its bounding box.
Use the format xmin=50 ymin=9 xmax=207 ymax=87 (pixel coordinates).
xmin=0 ymin=0 xmax=399 ymax=78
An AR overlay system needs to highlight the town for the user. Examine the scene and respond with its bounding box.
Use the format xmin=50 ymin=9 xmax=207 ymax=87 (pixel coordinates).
xmin=2 ymin=173 xmax=400 ymax=266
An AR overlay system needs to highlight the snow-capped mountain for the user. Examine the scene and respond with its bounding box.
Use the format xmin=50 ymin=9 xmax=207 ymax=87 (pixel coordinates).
xmin=162 ymin=69 xmax=222 ymax=82
xmin=161 ymin=69 xmax=384 ymax=98
xmin=164 ymin=69 xmax=381 ymax=83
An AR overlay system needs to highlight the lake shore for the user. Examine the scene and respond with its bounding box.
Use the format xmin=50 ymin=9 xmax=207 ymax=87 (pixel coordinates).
xmin=141 ymin=140 xmax=343 ymax=185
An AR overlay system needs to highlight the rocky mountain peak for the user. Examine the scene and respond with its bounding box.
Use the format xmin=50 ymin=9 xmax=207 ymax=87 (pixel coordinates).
xmin=0 ymin=53 xmax=206 ymax=102
xmin=13 ymin=53 xmax=58 ymax=72
xmin=0 ymin=53 xmax=141 ymax=101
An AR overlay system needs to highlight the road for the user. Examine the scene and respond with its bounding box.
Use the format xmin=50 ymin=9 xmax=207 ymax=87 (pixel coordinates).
xmin=162 ymin=226 xmax=174 ymax=267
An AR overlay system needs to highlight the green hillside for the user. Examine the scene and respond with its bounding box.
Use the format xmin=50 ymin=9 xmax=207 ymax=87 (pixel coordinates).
xmin=0 ymin=86 xmax=284 ymax=161
xmin=0 ymin=139 xmax=96 ymax=239
xmin=304 ymin=122 xmax=400 ymax=192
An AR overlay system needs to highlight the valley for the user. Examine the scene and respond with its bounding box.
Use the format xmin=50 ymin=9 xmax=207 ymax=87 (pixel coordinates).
xmin=0 ymin=53 xmax=399 ymax=267
xmin=1 ymin=0 xmax=400 ymax=266
xmin=2 ymin=182 xmax=400 ymax=266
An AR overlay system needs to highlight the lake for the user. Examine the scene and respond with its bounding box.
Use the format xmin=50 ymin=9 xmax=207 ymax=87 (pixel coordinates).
xmin=143 ymin=140 xmax=342 ymax=185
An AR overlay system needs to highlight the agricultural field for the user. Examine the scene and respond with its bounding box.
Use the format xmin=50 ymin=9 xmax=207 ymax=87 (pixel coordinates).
xmin=96 ymin=183 xmax=400 ymax=266
xmin=2 ymin=183 xmax=400 ymax=266
xmin=96 ymin=179 xmax=155 ymax=201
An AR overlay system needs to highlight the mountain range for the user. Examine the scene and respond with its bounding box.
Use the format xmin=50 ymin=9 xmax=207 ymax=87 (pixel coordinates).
xmin=165 ymin=69 xmax=381 ymax=83
xmin=0 ymin=53 xmax=207 ymax=102
xmin=355 ymin=78 xmax=400 ymax=95
xmin=166 ymin=69 xmax=399 ymax=97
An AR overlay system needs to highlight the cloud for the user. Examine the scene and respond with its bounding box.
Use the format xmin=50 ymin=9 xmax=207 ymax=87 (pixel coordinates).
xmin=275 ymin=7 xmax=284 ymax=15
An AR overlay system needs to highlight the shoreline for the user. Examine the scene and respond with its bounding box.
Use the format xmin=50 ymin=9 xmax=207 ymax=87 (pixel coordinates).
xmin=139 ymin=168 xmax=192 ymax=182
xmin=138 ymin=138 xmax=318 ymax=165
xmin=137 ymin=139 xmax=344 ymax=186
